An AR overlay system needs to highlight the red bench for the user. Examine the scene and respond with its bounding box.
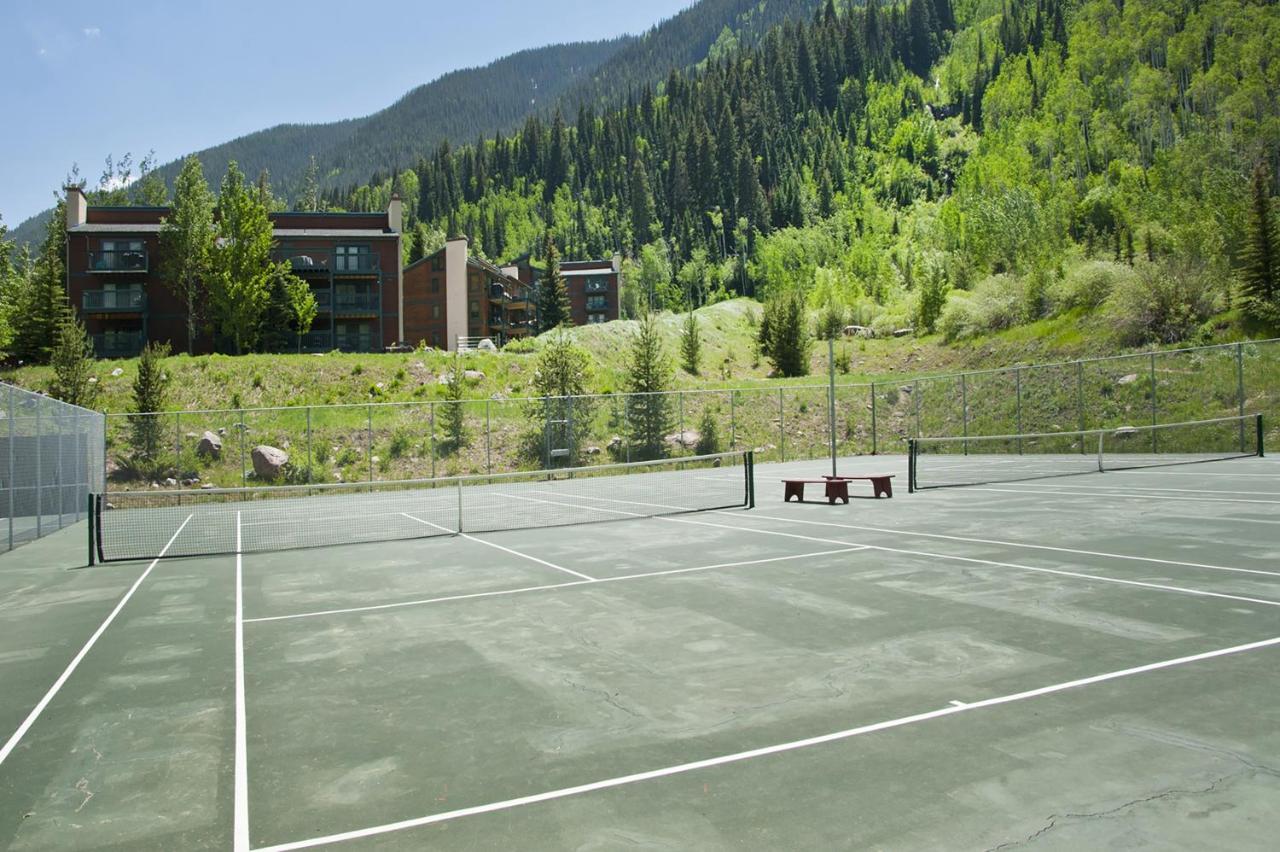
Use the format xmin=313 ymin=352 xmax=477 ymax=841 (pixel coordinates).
xmin=782 ymin=475 xmax=895 ymax=503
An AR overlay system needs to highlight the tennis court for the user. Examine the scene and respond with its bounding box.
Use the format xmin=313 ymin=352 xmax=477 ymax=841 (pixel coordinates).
xmin=1 ymin=447 xmax=1278 ymax=850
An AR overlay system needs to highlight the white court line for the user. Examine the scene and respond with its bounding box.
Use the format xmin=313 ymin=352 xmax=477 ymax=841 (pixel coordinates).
xmin=955 ymin=486 xmax=1280 ymax=506
xmin=250 ymin=634 xmax=1280 ymax=851
xmin=1119 ymin=470 xmax=1280 ymax=478
xmin=730 ymin=513 xmax=1280 ymax=579
xmin=245 ymin=547 xmax=866 ymax=624
xmin=400 ymin=513 xmax=596 ymax=581
xmin=0 ymin=514 xmax=193 ymax=768
xmin=234 ymin=513 xmax=250 ymax=852
xmin=509 ymin=491 xmax=1280 ymax=610
xmin=1012 ymin=483 xmax=1280 ymax=497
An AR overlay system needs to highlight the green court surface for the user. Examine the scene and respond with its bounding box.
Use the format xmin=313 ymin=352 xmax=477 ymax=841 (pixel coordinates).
xmin=1 ymin=455 xmax=1279 ymax=850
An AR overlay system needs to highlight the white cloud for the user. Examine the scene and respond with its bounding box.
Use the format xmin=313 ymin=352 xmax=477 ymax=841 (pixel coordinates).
xmin=37 ymin=47 xmax=48 ymax=56
xmin=82 ymin=27 xmax=101 ymax=38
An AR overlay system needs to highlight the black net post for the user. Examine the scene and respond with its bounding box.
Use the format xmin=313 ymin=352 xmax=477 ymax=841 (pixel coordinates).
xmin=1258 ymin=414 xmax=1266 ymax=458
xmin=907 ymin=439 xmax=917 ymax=493
xmin=745 ymin=451 xmax=755 ymax=508
xmin=87 ymin=493 xmax=96 ymax=567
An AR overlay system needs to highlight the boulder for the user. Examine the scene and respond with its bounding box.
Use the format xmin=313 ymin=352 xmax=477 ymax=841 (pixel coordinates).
xmin=464 ymin=369 xmax=486 ymax=381
xmin=665 ymin=430 xmax=700 ymax=449
xmin=585 ymin=446 xmax=602 ymax=456
xmin=196 ymin=431 xmax=223 ymax=459
xmin=251 ymin=445 xmax=289 ymax=481
xmin=163 ymin=477 xmax=178 ymax=487
xmin=477 ymin=339 xmax=497 ymax=352
xmin=200 ymin=483 xmax=216 ymax=490
xmin=892 ymin=327 xmax=914 ymax=337
xmin=607 ymin=436 xmax=623 ymax=451
xmin=110 ymin=367 xmax=124 ymax=377
xmin=1117 ymin=373 xmax=1140 ymax=385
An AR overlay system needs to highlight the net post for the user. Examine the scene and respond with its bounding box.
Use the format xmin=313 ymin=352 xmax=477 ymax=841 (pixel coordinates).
xmin=455 ymin=476 xmax=464 ymax=533
xmin=907 ymin=439 xmax=916 ymax=493
xmin=745 ymin=450 xmax=755 ymax=508
xmin=93 ymin=493 xmax=105 ymax=564
xmin=1257 ymin=414 xmax=1265 ymax=458
xmin=87 ymin=493 xmax=96 ymax=567
xmin=1097 ymin=432 xmax=1105 ymax=472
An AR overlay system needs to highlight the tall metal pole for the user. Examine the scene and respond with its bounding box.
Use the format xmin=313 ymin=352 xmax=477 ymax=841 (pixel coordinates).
xmin=485 ymin=400 xmax=492 ymax=474
xmin=239 ymin=409 xmax=246 ymax=487
xmin=306 ymin=407 xmax=313 ymax=485
xmin=35 ymin=404 xmax=41 ymax=537
xmin=1015 ymin=368 xmax=1023 ymax=454
xmin=778 ymin=387 xmax=785 ymax=462
xmin=1150 ymin=352 xmax=1158 ymax=453
xmin=828 ymin=337 xmax=837 ymax=477
xmin=870 ymin=382 xmax=877 ymax=455
xmin=961 ymin=373 xmax=969 ymax=455
xmin=367 ymin=404 xmax=374 ymax=482
xmin=729 ymin=391 xmax=736 ymax=449
xmin=8 ymin=386 xmax=14 ymax=551
xmin=1077 ymin=360 xmax=1086 ymax=453
xmin=429 ymin=403 xmax=436 ymax=478
xmin=1237 ymin=343 xmax=1246 ymax=452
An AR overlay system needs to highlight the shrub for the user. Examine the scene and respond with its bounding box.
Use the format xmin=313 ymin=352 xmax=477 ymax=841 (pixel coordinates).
xmin=504 ymin=337 xmax=538 ymax=354
xmin=388 ymin=429 xmax=413 ymax=459
xmin=1050 ymin=261 xmax=1135 ymax=313
xmin=695 ymin=407 xmax=721 ymax=455
xmin=1106 ymin=260 xmax=1224 ymax=345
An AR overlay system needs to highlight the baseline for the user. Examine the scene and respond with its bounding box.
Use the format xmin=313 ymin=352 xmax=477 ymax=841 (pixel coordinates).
xmin=249 ymin=635 xmax=1280 ymax=851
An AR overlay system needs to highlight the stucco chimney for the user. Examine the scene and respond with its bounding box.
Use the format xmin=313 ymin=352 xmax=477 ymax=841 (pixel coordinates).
xmin=611 ymin=252 xmax=622 ymax=273
xmin=65 ymin=185 xmax=87 ymax=230
xmin=387 ymin=193 xmax=403 ymax=234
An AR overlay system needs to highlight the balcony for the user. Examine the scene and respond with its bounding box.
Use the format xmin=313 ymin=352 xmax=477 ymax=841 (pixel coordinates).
xmin=83 ymin=290 xmax=147 ymax=313
xmin=334 ymin=333 xmax=375 ymax=352
xmin=276 ymin=250 xmax=332 ymax=273
xmin=300 ymin=331 xmax=333 ymax=351
xmin=313 ymin=289 xmax=332 ymax=310
xmin=333 ymin=254 xmax=380 ymax=275
xmin=88 ymin=249 xmax=148 ymax=273
xmin=91 ymin=331 xmax=146 ymax=359
xmin=333 ymin=291 xmax=380 ymax=314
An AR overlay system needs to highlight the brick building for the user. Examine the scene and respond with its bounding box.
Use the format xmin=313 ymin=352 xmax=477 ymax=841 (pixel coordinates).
xmin=503 ymin=254 xmax=622 ymax=327
xmin=64 ymin=186 xmax=405 ymax=356
xmin=402 ymin=237 xmax=536 ymax=350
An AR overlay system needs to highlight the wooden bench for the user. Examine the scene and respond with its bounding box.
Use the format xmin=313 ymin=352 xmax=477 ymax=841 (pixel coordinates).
xmin=782 ymin=475 xmax=895 ymax=504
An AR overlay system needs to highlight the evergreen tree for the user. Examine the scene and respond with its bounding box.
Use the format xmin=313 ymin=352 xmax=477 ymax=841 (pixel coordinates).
xmin=10 ymin=201 xmax=68 ymax=364
xmin=299 ymin=155 xmax=322 ymax=212
xmin=624 ymin=312 xmax=673 ymax=460
xmin=537 ymin=234 xmax=572 ymax=331
xmin=695 ymin=406 xmax=722 ymax=456
xmin=527 ymin=331 xmax=594 ymax=464
xmin=159 ymin=156 xmax=215 ymax=354
xmin=1241 ymin=162 xmax=1279 ymax=323
xmin=128 ymin=341 xmax=171 ymax=470
xmin=0 ymin=218 xmax=14 ymax=359
xmin=680 ymin=309 xmax=701 ymax=374
xmin=409 ymin=226 xmax=427 ymax=263
xmin=209 ymin=162 xmax=274 ymax=353
xmin=761 ymin=290 xmax=810 ymax=377
xmin=49 ymin=312 xmax=98 ymax=408
xmin=629 ymin=157 xmax=658 ymax=248
xmin=440 ymin=355 xmax=469 ymax=453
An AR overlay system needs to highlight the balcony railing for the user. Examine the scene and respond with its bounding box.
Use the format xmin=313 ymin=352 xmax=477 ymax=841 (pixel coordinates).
xmin=313 ymin=290 xmax=332 ymax=309
xmin=88 ymin=249 xmax=148 ymax=273
xmin=334 ymin=254 xmax=380 ymax=274
xmin=333 ymin=292 xmax=380 ymax=312
xmin=91 ymin=332 xmax=147 ymax=359
xmin=83 ymin=290 xmax=147 ymax=312
xmin=300 ymin=331 xmax=333 ymax=351
xmin=334 ymin=333 xmax=375 ymax=352
xmin=276 ymin=250 xmax=332 ymax=273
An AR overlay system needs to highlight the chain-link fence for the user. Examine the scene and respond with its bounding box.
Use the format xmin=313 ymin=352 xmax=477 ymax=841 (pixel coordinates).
xmin=1 ymin=381 xmax=106 ymax=552
xmin=101 ymin=338 xmax=1280 ymax=492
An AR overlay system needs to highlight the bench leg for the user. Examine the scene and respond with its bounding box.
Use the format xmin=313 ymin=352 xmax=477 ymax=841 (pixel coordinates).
xmin=872 ymin=477 xmax=892 ymax=498
xmin=784 ymin=482 xmax=804 ymax=502
xmin=826 ymin=482 xmax=850 ymax=504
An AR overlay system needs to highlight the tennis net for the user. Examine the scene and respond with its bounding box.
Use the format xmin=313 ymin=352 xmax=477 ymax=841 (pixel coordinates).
xmin=908 ymin=414 xmax=1264 ymax=491
xmin=92 ymin=451 xmax=755 ymax=562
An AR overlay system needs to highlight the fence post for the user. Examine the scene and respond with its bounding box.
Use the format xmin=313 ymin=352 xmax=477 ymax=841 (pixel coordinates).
xmin=175 ymin=412 xmax=181 ymax=479
xmin=430 ymin=402 xmax=436 ymax=478
xmin=35 ymin=403 xmax=41 ymax=537
xmin=1237 ymin=342 xmax=1246 ymax=452
xmin=367 ymin=404 xmax=374 ymax=482
xmin=7 ymin=385 xmax=14 ymax=551
xmin=1014 ymin=368 xmax=1024 ymax=454
xmin=238 ymin=409 xmax=246 ymax=487
xmin=1150 ymin=352 xmax=1158 ymax=453
xmin=485 ymin=399 xmax=492 ymax=474
xmin=913 ymin=380 xmax=921 ymax=439
xmin=306 ymin=407 xmax=313 ymax=485
xmin=1077 ymin=360 xmax=1086 ymax=453
xmin=678 ymin=391 xmax=685 ymax=451
xmin=730 ymin=391 xmax=736 ymax=449
xmin=778 ymin=387 xmax=785 ymax=462
xmin=961 ymin=373 xmax=969 ymax=455
xmin=870 ymin=382 xmax=877 ymax=455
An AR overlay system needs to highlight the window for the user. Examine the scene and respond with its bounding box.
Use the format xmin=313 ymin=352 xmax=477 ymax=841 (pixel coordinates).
xmin=470 ymin=301 xmax=480 ymax=320
xmin=98 ymin=239 xmax=145 ymax=271
xmin=430 ymin=277 xmax=440 ymax=293
xmin=586 ymin=295 xmax=607 ymax=311
xmin=588 ymin=313 xmax=606 ymax=324
xmin=335 ymin=245 xmax=371 ymax=272
xmin=432 ymin=305 xmax=440 ymax=319
xmin=431 ymin=256 xmax=444 ymax=272
xmin=584 ymin=276 xmax=608 ymax=293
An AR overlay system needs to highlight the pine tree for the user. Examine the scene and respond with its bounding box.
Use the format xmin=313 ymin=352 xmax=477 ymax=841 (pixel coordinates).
xmin=537 ymin=234 xmax=572 ymax=331
xmin=762 ymin=291 xmax=811 ymax=377
xmin=159 ymin=156 xmax=215 ymax=354
xmin=680 ymin=309 xmax=701 ymax=374
xmin=440 ymin=355 xmax=469 ymax=453
xmin=527 ymin=331 xmax=594 ymax=464
xmin=49 ymin=312 xmax=98 ymax=408
xmin=10 ymin=201 xmax=68 ymax=364
xmin=624 ymin=312 xmax=673 ymax=460
xmin=128 ymin=341 xmax=171 ymax=470
xmin=299 ymin=155 xmax=322 ymax=212
xmin=1241 ymin=162 xmax=1279 ymax=322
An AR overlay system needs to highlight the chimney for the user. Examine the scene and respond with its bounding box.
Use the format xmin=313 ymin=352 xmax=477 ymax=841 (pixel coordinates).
xmin=611 ymin=252 xmax=622 ymax=273
xmin=65 ymin=185 xmax=88 ymax=230
xmin=387 ymin=193 xmax=403 ymax=233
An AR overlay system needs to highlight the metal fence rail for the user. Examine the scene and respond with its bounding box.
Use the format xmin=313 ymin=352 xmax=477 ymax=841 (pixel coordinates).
xmin=1 ymin=381 xmax=106 ymax=552
xmin=99 ymin=338 xmax=1280 ymax=492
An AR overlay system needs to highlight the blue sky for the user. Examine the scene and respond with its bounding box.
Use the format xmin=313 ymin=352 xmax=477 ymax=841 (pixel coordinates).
xmin=0 ymin=0 xmax=693 ymax=227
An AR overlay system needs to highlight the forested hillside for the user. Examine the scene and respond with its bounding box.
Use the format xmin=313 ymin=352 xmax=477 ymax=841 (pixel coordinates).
xmin=360 ymin=0 xmax=1278 ymax=348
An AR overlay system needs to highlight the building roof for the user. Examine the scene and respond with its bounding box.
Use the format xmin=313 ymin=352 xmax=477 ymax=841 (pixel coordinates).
xmin=273 ymin=229 xmax=396 ymax=238
xmin=561 ymin=267 xmax=616 ymax=277
xmin=68 ymin=223 xmax=163 ymax=234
